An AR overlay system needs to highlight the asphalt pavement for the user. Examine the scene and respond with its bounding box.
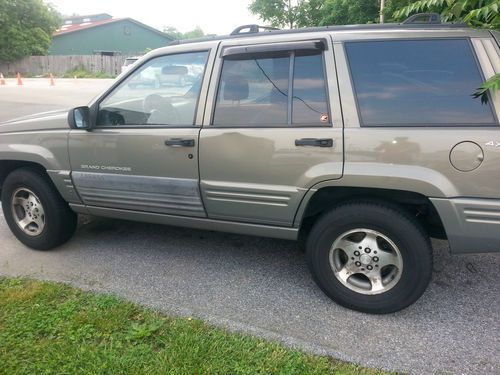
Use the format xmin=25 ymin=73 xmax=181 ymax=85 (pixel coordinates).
xmin=0 ymin=79 xmax=499 ymax=375
xmin=0 ymin=78 xmax=114 ymax=122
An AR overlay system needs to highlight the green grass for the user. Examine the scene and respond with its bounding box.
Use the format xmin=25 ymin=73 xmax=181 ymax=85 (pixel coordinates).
xmin=0 ymin=277 xmax=389 ymax=375
xmin=61 ymin=68 xmax=116 ymax=79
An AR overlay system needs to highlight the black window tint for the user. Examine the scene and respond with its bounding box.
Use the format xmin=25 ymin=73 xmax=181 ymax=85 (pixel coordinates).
xmin=292 ymin=54 xmax=329 ymax=124
xmin=213 ymin=56 xmax=289 ymax=125
xmin=346 ymin=39 xmax=496 ymax=126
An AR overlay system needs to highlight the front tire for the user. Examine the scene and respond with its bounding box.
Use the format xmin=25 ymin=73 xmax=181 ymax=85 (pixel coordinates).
xmin=306 ymin=201 xmax=432 ymax=314
xmin=1 ymin=168 xmax=77 ymax=250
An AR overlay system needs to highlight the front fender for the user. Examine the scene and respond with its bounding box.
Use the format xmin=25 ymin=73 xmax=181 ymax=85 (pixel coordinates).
xmin=0 ymin=130 xmax=82 ymax=204
xmin=0 ymin=131 xmax=70 ymax=171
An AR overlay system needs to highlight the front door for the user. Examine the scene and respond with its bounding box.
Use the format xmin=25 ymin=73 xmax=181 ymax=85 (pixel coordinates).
xmin=199 ymin=37 xmax=344 ymax=226
xmin=69 ymin=47 xmax=215 ymax=217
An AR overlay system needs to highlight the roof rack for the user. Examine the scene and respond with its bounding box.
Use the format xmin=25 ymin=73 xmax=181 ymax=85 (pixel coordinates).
xmin=230 ymin=24 xmax=280 ymax=36
xmin=402 ymin=13 xmax=441 ymax=24
xmin=168 ymin=15 xmax=469 ymax=47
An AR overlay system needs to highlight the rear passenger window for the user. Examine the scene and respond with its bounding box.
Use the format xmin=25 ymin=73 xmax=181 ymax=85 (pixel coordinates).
xmin=214 ymin=55 xmax=290 ymax=125
xmin=213 ymin=51 xmax=329 ymax=126
xmin=293 ymin=54 xmax=329 ymax=124
xmin=345 ymin=39 xmax=497 ymax=126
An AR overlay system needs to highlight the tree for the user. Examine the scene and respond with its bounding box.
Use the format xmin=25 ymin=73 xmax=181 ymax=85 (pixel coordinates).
xmin=0 ymin=0 xmax=61 ymax=62
xmin=295 ymin=0 xmax=325 ymax=27
xmin=383 ymin=0 xmax=423 ymax=21
xmin=249 ymin=0 xmax=299 ymax=28
xmin=394 ymin=0 xmax=499 ymax=28
xmin=394 ymin=0 xmax=500 ymax=102
xmin=163 ymin=26 xmax=183 ymax=40
xmin=320 ymin=0 xmax=420 ymax=26
xmin=319 ymin=0 xmax=380 ymax=25
xmin=249 ymin=0 xmax=421 ymax=28
xmin=163 ymin=26 xmax=205 ymax=40
xmin=182 ymin=26 xmax=205 ymax=39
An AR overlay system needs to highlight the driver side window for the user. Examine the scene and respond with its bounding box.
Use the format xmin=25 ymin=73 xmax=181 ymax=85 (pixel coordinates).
xmin=97 ymin=51 xmax=209 ymax=127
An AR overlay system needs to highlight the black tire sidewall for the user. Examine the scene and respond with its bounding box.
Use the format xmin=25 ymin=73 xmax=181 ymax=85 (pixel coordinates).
xmin=1 ymin=169 xmax=76 ymax=250
xmin=306 ymin=202 xmax=432 ymax=314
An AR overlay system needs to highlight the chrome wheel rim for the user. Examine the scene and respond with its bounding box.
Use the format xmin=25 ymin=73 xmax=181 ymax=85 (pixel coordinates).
xmin=11 ymin=188 xmax=45 ymax=236
xmin=329 ymin=229 xmax=403 ymax=295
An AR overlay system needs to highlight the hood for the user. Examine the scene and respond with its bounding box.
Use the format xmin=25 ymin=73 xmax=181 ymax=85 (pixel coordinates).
xmin=0 ymin=109 xmax=70 ymax=134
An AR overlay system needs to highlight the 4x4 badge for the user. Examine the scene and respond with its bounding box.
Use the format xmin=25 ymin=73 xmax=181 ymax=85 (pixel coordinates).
xmin=485 ymin=141 xmax=500 ymax=147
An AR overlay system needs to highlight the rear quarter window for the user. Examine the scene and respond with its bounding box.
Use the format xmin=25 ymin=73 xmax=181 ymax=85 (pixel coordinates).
xmin=345 ymin=39 xmax=497 ymax=127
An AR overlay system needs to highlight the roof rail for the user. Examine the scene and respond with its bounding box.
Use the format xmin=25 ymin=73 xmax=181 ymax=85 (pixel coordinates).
xmin=168 ymin=18 xmax=471 ymax=47
xmin=402 ymin=13 xmax=441 ymax=24
xmin=230 ymin=24 xmax=280 ymax=36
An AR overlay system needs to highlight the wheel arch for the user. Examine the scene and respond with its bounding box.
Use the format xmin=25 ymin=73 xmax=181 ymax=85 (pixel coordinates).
xmin=0 ymin=164 xmax=78 ymax=249
xmin=0 ymin=161 xmax=49 ymax=197
xmin=295 ymin=186 xmax=447 ymax=241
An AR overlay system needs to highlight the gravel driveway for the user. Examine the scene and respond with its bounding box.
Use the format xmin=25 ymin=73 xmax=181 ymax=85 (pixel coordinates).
xmin=1 ymin=79 xmax=499 ymax=375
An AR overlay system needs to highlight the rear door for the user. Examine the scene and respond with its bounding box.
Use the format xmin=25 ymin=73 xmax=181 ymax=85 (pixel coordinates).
xmin=199 ymin=35 xmax=343 ymax=226
xmin=335 ymin=32 xmax=500 ymax=253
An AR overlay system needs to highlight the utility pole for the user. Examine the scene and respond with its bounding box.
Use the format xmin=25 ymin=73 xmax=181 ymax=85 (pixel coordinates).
xmin=380 ymin=0 xmax=385 ymax=23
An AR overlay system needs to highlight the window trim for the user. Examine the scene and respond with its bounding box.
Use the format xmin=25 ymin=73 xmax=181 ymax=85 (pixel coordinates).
xmin=344 ymin=37 xmax=499 ymax=128
xmin=211 ymin=46 xmax=332 ymax=128
xmin=222 ymin=39 xmax=327 ymax=59
xmin=94 ymin=49 xmax=211 ymax=129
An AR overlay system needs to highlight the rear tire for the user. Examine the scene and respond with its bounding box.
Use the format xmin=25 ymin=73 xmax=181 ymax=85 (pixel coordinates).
xmin=1 ymin=168 xmax=77 ymax=250
xmin=306 ymin=201 xmax=432 ymax=314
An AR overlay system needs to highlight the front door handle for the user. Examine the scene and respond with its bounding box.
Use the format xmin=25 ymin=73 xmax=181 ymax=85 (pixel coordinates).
xmin=165 ymin=138 xmax=195 ymax=147
xmin=295 ymin=138 xmax=334 ymax=148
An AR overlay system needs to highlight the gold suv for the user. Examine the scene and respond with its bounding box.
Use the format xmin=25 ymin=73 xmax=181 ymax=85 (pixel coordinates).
xmin=1 ymin=15 xmax=499 ymax=313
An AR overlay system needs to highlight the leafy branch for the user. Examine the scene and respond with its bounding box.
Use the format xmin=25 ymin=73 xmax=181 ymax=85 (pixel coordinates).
xmin=473 ymin=73 xmax=500 ymax=104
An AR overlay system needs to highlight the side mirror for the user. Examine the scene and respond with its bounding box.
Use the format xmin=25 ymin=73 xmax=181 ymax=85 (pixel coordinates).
xmin=68 ymin=106 xmax=92 ymax=130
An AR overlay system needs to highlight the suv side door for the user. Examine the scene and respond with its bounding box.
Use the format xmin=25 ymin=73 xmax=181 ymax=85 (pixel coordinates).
xmin=199 ymin=35 xmax=343 ymax=226
xmin=69 ymin=42 xmax=218 ymax=218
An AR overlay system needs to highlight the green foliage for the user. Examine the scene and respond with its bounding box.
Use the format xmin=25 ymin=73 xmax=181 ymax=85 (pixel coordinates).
xmin=295 ymin=0 xmax=326 ymax=27
xmin=249 ymin=0 xmax=327 ymax=28
xmin=320 ymin=0 xmax=422 ymax=25
xmin=163 ymin=25 xmax=205 ymax=40
xmin=249 ymin=0 xmax=498 ymax=27
xmin=0 ymin=0 xmax=61 ymax=62
xmin=463 ymin=1 xmax=500 ymax=28
xmin=0 ymin=277 xmax=388 ymax=375
xmin=62 ymin=66 xmax=115 ymax=79
xmin=182 ymin=26 xmax=205 ymax=39
xmin=320 ymin=0 xmax=380 ymax=26
xmin=163 ymin=26 xmax=183 ymax=39
xmin=249 ymin=0 xmax=300 ymax=28
xmin=473 ymin=73 xmax=500 ymax=103
xmin=393 ymin=0 xmax=500 ymax=29
xmin=383 ymin=0 xmax=425 ymax=21
xmin=249 ymin=0 xmax=422 ymax=27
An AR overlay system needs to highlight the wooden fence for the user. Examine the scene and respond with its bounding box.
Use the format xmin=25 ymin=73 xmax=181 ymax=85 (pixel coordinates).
xmin=0 ymin=55 xmax=127 ymax=77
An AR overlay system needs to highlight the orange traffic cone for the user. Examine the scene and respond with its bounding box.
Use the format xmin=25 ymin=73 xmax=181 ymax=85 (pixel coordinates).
xmin=0 ymin=73 xmax=5 ymax=85
xmin=16 ymin=72 xmax=23 ymax=85
xmin=49 ymin=73 xmax=55 ymax=86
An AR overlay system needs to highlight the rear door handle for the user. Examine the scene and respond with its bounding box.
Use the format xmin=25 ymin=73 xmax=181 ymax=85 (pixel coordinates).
xmin=295 ymin=138 xmax=334 ymax=148
xmin=165 ymin=138 xmax=195 ymax=147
